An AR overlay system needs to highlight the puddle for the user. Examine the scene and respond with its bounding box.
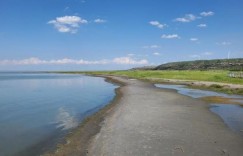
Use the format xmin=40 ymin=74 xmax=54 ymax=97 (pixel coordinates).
xmin=210 ymin=104 xmax=243 ymax=136
xmin=155 ymin=84 xmax=242 ymax=99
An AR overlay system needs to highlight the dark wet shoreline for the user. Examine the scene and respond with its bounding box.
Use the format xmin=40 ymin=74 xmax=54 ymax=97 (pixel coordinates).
xmin=43 ymin=76 xmax=124 ymax=156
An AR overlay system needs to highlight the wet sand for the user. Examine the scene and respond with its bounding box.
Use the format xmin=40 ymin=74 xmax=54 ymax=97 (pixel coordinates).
xmin=148 ymin=77 xmax=243 ymax=89
xmin=46 ymin=76 xmax=243 ymax=156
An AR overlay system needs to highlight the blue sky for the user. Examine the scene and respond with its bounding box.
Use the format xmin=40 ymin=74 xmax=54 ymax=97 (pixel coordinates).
xmin=0 ymin=0 xmax=243 ymax=70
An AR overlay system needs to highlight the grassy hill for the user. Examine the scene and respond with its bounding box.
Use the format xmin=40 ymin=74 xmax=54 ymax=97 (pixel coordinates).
xmin=155 ymin=58 xmax=243 ymax=71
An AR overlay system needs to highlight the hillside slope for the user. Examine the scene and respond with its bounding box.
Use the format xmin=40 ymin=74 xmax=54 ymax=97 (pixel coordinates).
xmin=155 ymin=58 xmax=243 ymax=71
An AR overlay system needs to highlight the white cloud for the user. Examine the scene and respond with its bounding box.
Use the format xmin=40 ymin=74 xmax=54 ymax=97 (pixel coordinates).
xmin=200 ymin=11 xmax=214 ymax=17
xmin=150 ymin=45 xmax=160 ymax=48
xmin=94 ymin=19 xmax=107 ymax=23
xmin=0 ymin=57 xmax=148 ymax=65
xmin=64 ymin=7 xmax=70 ymax=11
xmin=143 ymin=45 xmax=160 ymax=49
xmin=190 ymin=38 xmax=198 ymax=41
xmin=48 ymin=16 xmax=88 ymax=33
xmin=127 ymin=53 xmax=135 ymax=56
xmin=174 ymin=14 xmax=198 ymax=23
xmin=161 ymin=34 xmax=180 ymax=39
xmin=112 ymin=57 xmax=148 ymax=65
xmin=153 ymin=52 xmax=160 ymax=56
xmin=217 ymin=41 xmax=231 ymax=46
xmin=0 ymin=57 xmax=108 ymax=65
xmin=175 ymin=11 xmax=214 ymax=23
xmin=197 ymin=24 xmax=207 ymax=28
xmin=149 ymin=21 xmax=167 ymax=29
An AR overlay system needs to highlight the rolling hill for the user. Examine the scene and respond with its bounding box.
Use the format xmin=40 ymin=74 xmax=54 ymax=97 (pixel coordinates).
xmin=154 ymin=58 xmax=243 ymax=71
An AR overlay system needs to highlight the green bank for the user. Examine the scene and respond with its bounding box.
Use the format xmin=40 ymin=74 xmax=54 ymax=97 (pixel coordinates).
xmin=59 ymin=70 xmax=243 ymax=95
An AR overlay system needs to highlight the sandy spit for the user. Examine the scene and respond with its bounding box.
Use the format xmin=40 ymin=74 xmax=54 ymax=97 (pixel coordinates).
xmin=88 ymin=76 xmax=243 ymax=156
xmin=46 ymin=76 xmax=243 ymax=156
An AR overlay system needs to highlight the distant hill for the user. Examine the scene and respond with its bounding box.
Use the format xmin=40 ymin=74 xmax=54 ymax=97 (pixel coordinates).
xmin=130 ymin=66 xmax=157 ymax=70
xmin=154 ymin=58 xmax=243 ymax=71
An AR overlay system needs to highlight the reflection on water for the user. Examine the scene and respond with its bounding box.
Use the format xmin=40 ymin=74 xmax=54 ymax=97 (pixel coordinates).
xmin=0 ymin=73 xmax=117 ymax=156
xmin=155 ymin=84 xmax=243 ymax=136
xmin=56 ymin=107 xmax=78 ymax=130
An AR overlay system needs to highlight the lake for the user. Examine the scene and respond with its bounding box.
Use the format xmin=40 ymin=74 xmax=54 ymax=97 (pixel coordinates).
xmin=0 ymin=73 xmax=117 ymax=156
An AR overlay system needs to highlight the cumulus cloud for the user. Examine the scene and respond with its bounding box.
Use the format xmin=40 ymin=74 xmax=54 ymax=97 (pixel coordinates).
xmin=94 ymin=19 xmax=107 ymax=23
xmin=0 ymin=57 xmax=108 ymax=65
xmin=48 ymin=16 xmax=88 ymax=33
xmin=174 ymin=14 xmax=198 ymax=23
xmin=143 ymin=45 xmax=160 ymax=49
xmin=153 ymin=52 xmax=160 ymax=56
xmin=127 ymin=53 xmax=135 ymax=56
xmin=161 ymin=34 xmax=180 ymax=39
xmin=64 ymin=7 xmax=70 ymax=11
xmin=150 ymin=45 xmax=160 ymax=48
xmin=217 ymin=41 xmax=231 ymax=46
xmin=0 ymin=57 xmax=148 ymax=65
xmin=197 ymin=24 xmax=207 ymax=28
xmin=175 ymin=11 xmax=214 ymax=23
xmin=200 ymin=11 xmax=214 ymax=17
xmin=149 ymin=21 xmax=167 ymax=29
xmin=112 ymin=57 xmax=148 ymax=65
xmin=190 ymin=38 xmax=198 ymax=41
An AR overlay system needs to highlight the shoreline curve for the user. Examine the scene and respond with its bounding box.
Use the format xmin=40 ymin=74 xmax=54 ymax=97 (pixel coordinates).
xmin=44 ymin=75 xmax=126 ymax=156
xmin=45 ymin=75 xmax=243 ymax=156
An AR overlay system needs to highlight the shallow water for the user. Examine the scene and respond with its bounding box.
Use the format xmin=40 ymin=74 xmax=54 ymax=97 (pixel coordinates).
xmin=0 ymin=73 xmax=117 ymax=156
xmin=210 ymin=104 xmax=243 ymax=136
xmin=155 ymin=84 xmax=243 ymax=136
xmin=155 ymin=84 xmax=242 ymax=99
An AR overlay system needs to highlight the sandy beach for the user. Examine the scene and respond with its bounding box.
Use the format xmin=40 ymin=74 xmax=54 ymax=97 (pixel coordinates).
xmin=46 ymin=76 xmax=243 ymax=156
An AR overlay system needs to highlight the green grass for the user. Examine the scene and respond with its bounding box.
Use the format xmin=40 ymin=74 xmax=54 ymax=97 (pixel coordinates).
xmin=58 ymin=70 xmax=243 ymax=95
xmin=74 ymin=70 xmax=243 ymax=85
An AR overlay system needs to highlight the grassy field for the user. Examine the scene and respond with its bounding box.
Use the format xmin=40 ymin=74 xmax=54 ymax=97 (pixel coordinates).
xmin=59 ymin=70 xmax=243 ymax=95
xmin=77 ymin=70 xmax=243 ymax=85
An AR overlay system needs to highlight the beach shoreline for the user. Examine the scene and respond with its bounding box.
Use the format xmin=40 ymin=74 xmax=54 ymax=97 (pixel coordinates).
xmin=45 ymin=75 xmax=243 ymax=156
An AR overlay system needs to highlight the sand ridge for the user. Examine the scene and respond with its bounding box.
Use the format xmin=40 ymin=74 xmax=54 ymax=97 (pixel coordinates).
xmin=88 ymin=76 xmax=243 ymax=156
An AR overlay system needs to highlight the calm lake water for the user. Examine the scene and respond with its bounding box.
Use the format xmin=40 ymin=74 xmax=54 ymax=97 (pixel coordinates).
xmin=0 ymin=73 xmax=117 ymax=156
xmin=155 ymin=84 xmax=243 ymax=137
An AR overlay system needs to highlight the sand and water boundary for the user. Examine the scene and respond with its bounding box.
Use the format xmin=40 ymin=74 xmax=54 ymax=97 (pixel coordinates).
xmin=45 ymin=75 xmax=243 ymax=156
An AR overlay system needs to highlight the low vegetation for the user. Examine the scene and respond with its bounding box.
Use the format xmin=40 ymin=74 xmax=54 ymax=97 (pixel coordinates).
xmin=77 ymin=70 xmax=243 ymax=85
xmin=59 ymin=58 xmax=243 ymax=95
xmin=59 ymin=70 xmax=243 ymax=95
xmin=155 ymin=58 xmax=243 ymax=71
